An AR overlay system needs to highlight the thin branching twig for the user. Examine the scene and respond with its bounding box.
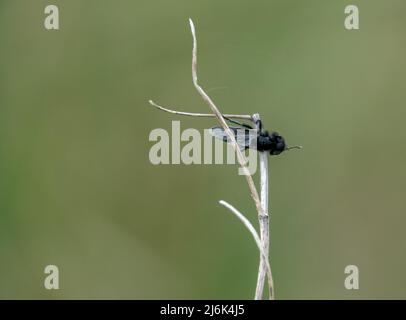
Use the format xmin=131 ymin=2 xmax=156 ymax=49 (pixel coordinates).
xmin=149 ymin=100 xmax=253 ymax=121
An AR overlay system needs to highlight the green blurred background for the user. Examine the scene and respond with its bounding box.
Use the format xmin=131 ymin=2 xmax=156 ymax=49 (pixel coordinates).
xmin=0 ymin=0 xmax=405 ymax=299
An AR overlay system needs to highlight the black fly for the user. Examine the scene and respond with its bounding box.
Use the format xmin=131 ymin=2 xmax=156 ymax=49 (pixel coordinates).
xmin=209 ymin=117 xmax=301 ymax=156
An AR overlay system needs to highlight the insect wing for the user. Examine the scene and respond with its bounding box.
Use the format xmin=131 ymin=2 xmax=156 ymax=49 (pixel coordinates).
xmin=209 ymin=126 xmax=257 ymax=151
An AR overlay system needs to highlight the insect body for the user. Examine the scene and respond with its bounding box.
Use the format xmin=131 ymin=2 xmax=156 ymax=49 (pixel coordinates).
xmin=209 ymin=118 xmax=300 ymax=156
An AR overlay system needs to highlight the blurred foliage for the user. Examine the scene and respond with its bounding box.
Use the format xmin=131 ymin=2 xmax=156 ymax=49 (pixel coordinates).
xmin=0 ymin=0 xmax=406 ymax=299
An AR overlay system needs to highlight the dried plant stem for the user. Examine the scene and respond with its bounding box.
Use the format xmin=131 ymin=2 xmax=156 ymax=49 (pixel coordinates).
xmin=219 ymin=200 xmax=273 ymax=298
xmin=149 ymin=19 xmax=274 ymax=300
xmin=187 ymin=19 xmax=263 ymax=219
xmin=256 ymin=151 xmax=271 ymax=299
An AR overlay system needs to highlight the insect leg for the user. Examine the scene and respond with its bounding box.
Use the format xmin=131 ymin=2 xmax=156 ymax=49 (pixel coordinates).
xmin=223 ymin=116 xmax=253 ymax=129
xmin=255 ymin=119 xmax=262 ymax=131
